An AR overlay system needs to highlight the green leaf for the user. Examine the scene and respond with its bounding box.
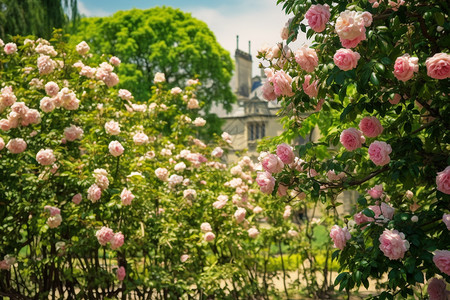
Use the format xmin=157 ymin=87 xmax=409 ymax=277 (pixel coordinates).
xmin=362 ymin=208 xmax=375 ymax=218
xmin=434 ymin=12 xmax=445 ymax=26
xmin=370 ymin=72 xmax=379 ymax=85
xmin=414 ymin=271 xmax=424 ymax=283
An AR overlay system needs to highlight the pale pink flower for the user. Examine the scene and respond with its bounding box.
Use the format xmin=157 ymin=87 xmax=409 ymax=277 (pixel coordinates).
xmin=64 ymin=125 xmax=83 ymax=141
xmin=0 ymin=137 xmax=4 ymax=150
xmin=253 ymin=206 xmax=263 ymax=214
xmin=168 ymin=174 xmax=183 ymax=187
xmin=368 ymin=141 xmax=392 ymax=166
xmin=200 ymin=222 xmax=212 ymax=233
xmin=204 ymin=232 xmax=215 ymax=242
xmin=120 ymin=188 xmax=135 ymax=206
xmin=4 ymin=43 xmax=17 ymax=55
xmin=393 ymin=54 xmax=419 ymax=82
xmin=369 ymin=202 xmax=395 ymax=220
xmin=0 ymin=119 xmax=11 ymax=131
xmin=405 ymin=190 xmax=414 ymax=199
xmin=389 ymin=94 xmax=402 ymax=105
xmin=193 ymin=117 xmax=206 ymax=127
xmin=44 ymin=205 xmax=61 ymax=216
xmin=154 ymin=72 xmax=165 ymax=83
xmin=433 ymin=250 xmax=450 ymax=276
xmin=105 ymin=120 xmax=120 ymax=135
xmin=361 ymin=12 xmax=373 ymax=27
xmin=180 ymin=254 xmax=190 ymax=262
xmin=109 ymin=56 xmax=121 ymax=66
xmin=262 ymin=81 xmax=277 ymax=101
xmin=87 ymin=184 xmax=102 ymax=203
xmin=183 ymin=189 xmax=197 ymax=200
xmin=283 ymin=206 xmax=292 ymax=219
xmin=302 ymin=75 xmax=319 ymax=98
xmin=367 ymin=184 xmax=383 ymax=199
xmin=1 ymin=86 xmax=17 ymax=107
xmin=443 ymin=214 xmax=450 ymax=230
xmin=37 ymin=55 xmax=55 ymax=75
xmin=171 ymin=87 xmax=182 ymax=94
xmin=354 ymin=212 xmax=372 ymax=225
xmin=72 ymin=193 xmax=82 ymax=204
xmin=36 ymin=149 xmax=56 ymax=166
xmin=6 ymin=138 xmax=27 ymax=154
xmin=103 ymin=72 xmax=119 ymax=87
xmin=256 ymin=172 xmax=276 ymax=194
xmin=80 ymin=66 xmax=96 ymax=78
xmin=335 ymin=10 xmax=366 ymax=41
xmin=427 ymin=278 xmax=449 ymax=300
xmin=96 ymin=226 xmax=114 ymax=246
xmin=0 ymin=260 xmax=10 ymax=270
xmin=76 ymin=41 xmax=90 ymax=55
xmin=288 ymin=229 xmax=299 ymax=237
xmin=45 ymin=82 xmax=59 ymax=97
xmin=187 ymin=98 xmax=199 ymax=109
xmin=327 ymin=170 xmax=346 ymax=181
xmin=261 ymin=154 xmax=284 ymax=173
xmin=378 ymin=229 xmax=409 ymax=260
xmin=117 ymin=266 xmax=126 ymax=281
xmin=118 ymin=89 xmax=133 ymax=100
xmin=340 ymin=128 xmax=365 ymax=151
xmin=333 ymin=49 xmax=360 ymax=71
xmin=305 ymin=4 xmax=330 ymax=33
xmin=47 ymin=214 xmax=62 ymax=228
xmin=295 ymin=46 xmax=319 ymax=72
xmin=110 ymin=232 xmax=124 ymax=250
xmin=23 ymin=109 xmax=41 ymax=125
xmin=271 ymin=70 xmax=294 ymax=97
xmin=330 ymin=225 xmax=351 ymax=250
xmin=388 ymin=0 xmax=405 ymax=11
xmin=234 ymin=207 xmax=246 ymax=223
xmin=109 ymin=141 xmax=124 ymax=157
xmin=133 ymin=132 xmax=149 ymax=145
xmin=248 ymin=227 xmax=260 ymax=238
xmin=212 ymin=147 xmax=223 ymax=158
xmin=155 ymin=168 xmax=169 ymax=181
xmin=222 ymin=132 xmax=232 ymax=144
xmin=278 ymin=184 xmax=289 ymax=196
xmin=426 ymin=53 xmax=450 ymax=80
xmin=340 ymin=33 xmax=366 ymax=49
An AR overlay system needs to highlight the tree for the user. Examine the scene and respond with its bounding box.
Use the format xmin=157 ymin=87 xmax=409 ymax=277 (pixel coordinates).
xmin=70 ymin=7 xmax=235 ymax=136
xmin=0 ymin=0 xmax=78 ymax=40
xmin=256 ymin=0 xmax=449 ymax=298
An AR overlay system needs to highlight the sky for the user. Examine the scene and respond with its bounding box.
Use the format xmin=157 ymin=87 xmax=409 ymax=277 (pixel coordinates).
xmin=78 ymin=0 xmax=307 ymax=76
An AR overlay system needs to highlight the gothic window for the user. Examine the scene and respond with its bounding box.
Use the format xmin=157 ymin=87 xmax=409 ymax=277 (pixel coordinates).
xmin=248 ymin=122 xmax=266 ymax=141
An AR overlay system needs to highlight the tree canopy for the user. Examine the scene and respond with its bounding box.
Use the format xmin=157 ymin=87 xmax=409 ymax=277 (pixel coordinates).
xmin=70 ymin=7 xmax=235 ymax=119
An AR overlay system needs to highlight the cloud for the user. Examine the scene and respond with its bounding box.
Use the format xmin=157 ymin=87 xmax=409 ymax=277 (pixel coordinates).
xmin=78 ymin=0 xmax=110 ymax=17
xmin=189 ymin=0 xmax=306 ymax=76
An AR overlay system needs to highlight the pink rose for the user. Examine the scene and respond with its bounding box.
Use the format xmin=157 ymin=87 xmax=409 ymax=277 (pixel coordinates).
xmin=72 ymin=193 xmax=82 ymax=204
xmin=256 ymin=172 xmax=276 ymax=194
xmin=40 ymin=97 xmax=55 ymax=113
xmin=340 ymin=128 xmax=365 ymax=151
xmin=96 ymin=226 xmax=114 ymax=246
xmin=0 ymin=137 xmax=4 ymax=150
xmin=6 ymin=138 xmax=27 ymax=154
xmin=64 ymin=125 xmax=84 ymax=141
xmin=110 ymin=56 xmax=121 ymax=66
xmin=277 ymin=183 xmax=289 ymax=196
xmin=379 ymin=229 xmax=409 ymax=260
xmin=76 ymin=41 xmax=90 ymax=55
xmin=443 ymin=213 xmax=450 ymax=230
xmin=361 ymin=12 xmax=373 ymax=27
xmin=389 ymin=94 xmax=401 ymax=105
xmin=305 ymin=4 xmax=330 ymax=33
xmin=180 ymin=254 xmax=190 ymax=262
xmin=234 ymin=207 xmax=246 ymax=223
xmin=302 ymin=75 xmax=319 ymax=98
xmin=204 ymin=232 xmax=215 ymax=242
xmin=426 ymin=53 xmax=450 ymax=79
xmin=103 ymin=72 xmax=119 ymax=87
xmin=154 ymin=72 xmax=165 ymax=83
xmin=47 ymin=214 xmax=62 ymax=228
xmin=0 ymin=119 xmax=11 ymax=131
xmin=327 ymin=170 xmax=346 ymax=181
xmin=359 ymin=116 xmax=384 ymax=138
xmin=369 ymin=202 xmax=395 ymax=220
xmin=262 ymin=81 xmax=277 ymax=101
xmin=211 ymin=147 xmax=223 ymax=158
xmin=87 ymin=184 xmax=102 ymax=203
xmin=44 ymin=205 xmax=61 ymax=216
xmin=261 ymin=154 xmax=284 ymax=173
xmin=36 ymin=149 xmax=56 ymax=166
xmin=271 ymin=70 xmax=294 ymax=97
xmin=340 ymin=33 xmax=366 ymax=49
xmin=333 ymin=49 xmax=360 ymax=71
xmin=436 ymin=166 xmax=450 ymax=194
xmin=294 ymin=46 xmax=319 ymax=72
xmin=368 ymin=141 xmax=392 ymax=166
xmin=367 ymin=184 xmax=383 ymax=199
xmin=335 ymin=10 xmax=366 ymax=41
xmin=109 ymin=141 xmax=124 ymax=157
xmin=110 ymin=232 xmax=124 ymax=250
xmin=253 ymin=206 xmax=263 ymax=214
xmin=120 ymin=188 xmax=135 ymax=206
xmin=183 ymin=189 xmax=197 ymax=200
xmin=155 ymin=168 xmax=168 ymax=181
xmin=104 ymin=120 xmax=120 ymax=135
xmin=133 ymin=132 xmax=149 ymax=145
xmin=354 ymin=211 xmax=373 ymax=225
xmin=393 ymin=54 xmax=419 ymax=82
xmin=248 ymin=228 xmax=260 ymax=238
xmin=4 ymin=42 xmax=17 ymax=55
xmin=45 ymin=82 xmax=59 ymax=97
xmin=330 ymin=225 xmax=351 ymax=250
xmin=433 ymin=250 xmax=450 ymax=276
xmin=118 ymin=89 xmax=133 ymax=100
xmin=37 ymin=55 xmax=55 ymax=75
xmin=427 ymin=278 xmax=449 ymax=300
xmin=117 ymin=266 xmax=126 ymax=281
xmin=389 ymin=0 xmax=405 ymax=11
xmin=200 ymin=222 xmax=212 ymax=233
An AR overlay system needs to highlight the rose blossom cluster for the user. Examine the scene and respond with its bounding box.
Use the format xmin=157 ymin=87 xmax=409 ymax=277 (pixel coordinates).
xmin=96 ymin=62 xmax=119 ymax=87
xmin=302 ymin=75 xmax=319 ymax=98
xmin=76 ymin=41 xmax=90 ymax=55
xmin=0 ymin=86 xmax=17 ymax=111
xmin=64 ymin=125 xmax=84 ymax=141
xmin=330 ymin=225 xmax=351 ymax=250
xmin=379 ymin=229 xmax=409 ymax=260
xmin=95 ymin=226 xmax=124 ymax=250
xmin=305 ymin=4 xmax=330 ymax=33
xmin=436 ymin=166 xmax=450 ymax=195
xmin=87 ymin=169 xmax=110 ymax=203
xmin=37 ymin=54 xmax=56 ymax=75
xmin=36 ymin=149 xmax=56 ymax=166
xmin=120 ymin=188 xmax=135 ymax=206
xmin=0 ymin=101 xmax=40 ymax=131
xmin=295 ymin=46 xmax=319 ymax=73
xmin=109 ymin=141 xmax=124 ymax=157
xmin=262 ymin=68 xmax=294 ymax=100
xmin=333 ymin=49 xmax=360 ymax=71
xmin=6 ymin=138 xmax=27 ymax=154
xmin=44 ymin=205 xmax=62 ymax=228
xmin=393 ymin=54 xmax=419 ymax=82
xmin=213 ymin=195 xmax=228 ymax=209
xmin=340 ymin=128 xmax=365 ymax=151
xmin=40 ymin=87 xmax=80 ymax=112
xmin=335 ymin=10 xmax=372 ymax=48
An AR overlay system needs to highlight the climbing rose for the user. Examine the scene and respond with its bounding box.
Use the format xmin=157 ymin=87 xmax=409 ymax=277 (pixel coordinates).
xmin=47 ymin=214 xmax=62 ymax=228
xmin=359 ymin=116 xmax=383 ymax=138
xmin=256 ymin=172 xmax=276 ymax=194
xmin=295 ymin=46 xmax=319 ymax=72
xmin=427 ymin=278 xmax=449 ymax=300
xmin=378 ymin=229 xmax=409 ymax=260
xmin=155 ymin=168 xmax=168 ymax=181
xmin=104 ymin=120 xmax=120 ymax=135
xmin=276 ymin=143 xmax=294 ymax=164
xmin=262 ymin=81 xmax=277 ymax=101
xmin=389 ymin=94 xmax=401 ymax=105
xmin=426 ymin=53 xmax=450 ymax=79
xmin=76 ymin=41 xmax=90 ymax=55
xmin=211 ymin=147 xmax=223 ymax=158
xmin=443 ymin=214 xmax=450 ymax=230
xmin=120 ymin=188 xmax=135 ymax=206
xmin=0 ymin=137 xmax=4 ymax=150
xmin=72 ymin=193 xmax=82 ymax=204
xmin=368 ymin=141 xmax=392 ymax=166
xmin=340 ymin=128 xmax=365 ymax=151
xmin=248 ymin=228 xmax=260 ymax=238
xmin=200 ymin=222 xmax=212 ymax=233
xmin=330 ymin=225 xmax=351 ymax=250
xmin=369 ymin=202 xmax=395 ymax=220
xmin=335 ymin=10 xmax=366 ymax=41
xmin=271 ymin=70 xmax=294 ymax=97
xmin=96 ymin=227 xmax=114 ymax=246
xmin=4 ymin=42 xmax=17 ymax=55
xmin=64 ymin=125 xmax=83 ymax=141
xmin=44 ymin=205 xmax=60 ymax=216
xmin=302 ymin=75 xmax=319 ymax=98
xmin=204 ymin=232 xmax=215 ymax=242
xmin=110 ymin=232 xmax=124 ymax=250
xmin=117 ymin=266 xmax=126 ymax=281
xmin=333 ymin=49 xmax=360 ymax=71
xmin=393 ymin=54 xmax=419 ymax=82
xmin=433 ymin=250 xmax=450 ymax=276
xmin=37 ymin=55 xmax=55 ymax=75
xmin=87 ymin=184 xmax=102 ymax=203
xmin=193 ymin=117 xmax=206 ymax=127
xmin=180 ymin=254 xmax=189 ymax=262
xmin=367 ymin=184 xmax=383 ymax=199
xmin=305 ymin=4 xmax=330 ymax=33
xmin=154 ymin=72 xmax=165 ymax=83
xmin=6 ymin=138 xmax=27 ymax=154
xmin=133 ymin=132 xmax=148 ymax=145
xmin=118 ymin=89 xmax=133 ymax=100
xmin=36 ymin=149 xmax=56 ymax=166
xmin=110 ymin=56 xmax=121 ymax=66
xmin=44 ymin=82 xmax=59 ymax=97
xmin=261 ymin=154 xmax=284 ymax=173
xmin=108 ymin=141 xmax=124 ymax=157
xmin=436 ymin=166 xmax=450 ymax=195
xmin=234 ymin=208 xmax=246 ymax=223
